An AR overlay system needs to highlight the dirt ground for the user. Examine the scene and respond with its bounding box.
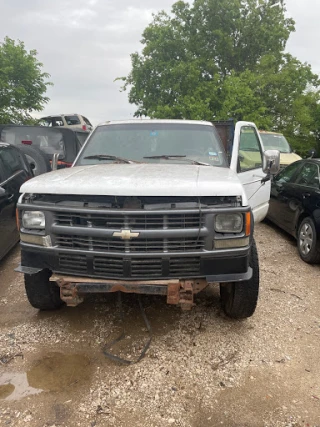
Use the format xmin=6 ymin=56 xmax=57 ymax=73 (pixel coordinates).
xmin=0 ymin=221 xmax=319 ymax=427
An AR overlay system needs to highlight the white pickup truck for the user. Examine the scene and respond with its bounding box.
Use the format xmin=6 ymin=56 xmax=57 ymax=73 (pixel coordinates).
xmin=16 ymin=120 xmax=279 ymax=318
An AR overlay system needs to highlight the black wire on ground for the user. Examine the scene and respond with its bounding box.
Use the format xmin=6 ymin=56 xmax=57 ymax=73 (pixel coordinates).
xmin=102 ymin=292 xmax=152 ymax=365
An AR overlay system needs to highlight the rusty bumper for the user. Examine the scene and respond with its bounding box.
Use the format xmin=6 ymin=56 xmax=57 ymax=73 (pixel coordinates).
xmin=50 ymin=274 xmax=208 ymax=310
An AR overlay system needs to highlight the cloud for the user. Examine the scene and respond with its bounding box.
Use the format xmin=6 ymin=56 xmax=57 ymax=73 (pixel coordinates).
xmin=0 ymin=0 xmax=319 ymax=125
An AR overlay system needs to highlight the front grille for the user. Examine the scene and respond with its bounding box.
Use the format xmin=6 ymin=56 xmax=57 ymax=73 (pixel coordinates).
xmin=93 ymin=256 xmax=123 ymax=277
xmin=55 ymin=235 xmax=204 ymax=253
xmin=57 ymin=254 xmax=202 ymax=279
xmin=52 ymin=202 xmax=210 ymax=279
xmin=59 ymin=254 xmax=87 ymax=273
xmin=131 ymin=258 xmax=162 ymax=277
xmin=54 ymin=212 xmax=202 ymax=230
xmin=169 ymin=257 xmax=201 ymax=276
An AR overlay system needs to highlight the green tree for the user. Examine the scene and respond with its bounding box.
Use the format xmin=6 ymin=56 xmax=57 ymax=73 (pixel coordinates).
xmin=0 ymin=37 xmax=52 ymax=124
xmin=119 ymin=0 xmax=320 ymax=154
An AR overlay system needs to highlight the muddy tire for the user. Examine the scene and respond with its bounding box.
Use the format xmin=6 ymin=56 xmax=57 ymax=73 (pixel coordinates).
xmin=19 ymin=145 xmax=51 ymax=176
xmin=220 ymin=238 xmax=259 ymax=319
xmin=24 ymin=269 xmax=64 ymax=310
xmin=297 ymin=217 xmax=320 ymax=264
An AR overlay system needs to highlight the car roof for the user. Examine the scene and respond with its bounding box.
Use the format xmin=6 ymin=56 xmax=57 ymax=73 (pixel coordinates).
xmin=0 ymin=124 xmax=88 ymax=133
xmin=97 ymin=119 xmax=213 ymax=127
xmin=42 ymin=114 xmax=81 ymax=117
xmin=259 ymin=130 xmax=284 ymax=135
xmin=301 ymin=158 xmax=320 ymax=163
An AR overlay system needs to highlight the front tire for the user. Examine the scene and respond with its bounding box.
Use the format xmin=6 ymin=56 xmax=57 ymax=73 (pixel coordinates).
xmin=297 ymin=217 xmax=320 ymax=264
xmin=24 ymin=269 xmax=64 ymax=310
xmin=220 ymin=238 xmax=259 ymax=319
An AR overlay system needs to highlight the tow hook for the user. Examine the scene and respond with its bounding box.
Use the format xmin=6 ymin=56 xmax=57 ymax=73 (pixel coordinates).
xmin=179 ymin=280 xmax=194 ymax=311
xmin=60 ymin=283 xmax=84 ymax=307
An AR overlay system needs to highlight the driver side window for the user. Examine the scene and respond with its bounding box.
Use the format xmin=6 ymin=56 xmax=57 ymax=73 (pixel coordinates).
xmin=274 ymin=161 xmax=302 ymax=184
xmin=238 ymin=127 xmax=262 ymax=172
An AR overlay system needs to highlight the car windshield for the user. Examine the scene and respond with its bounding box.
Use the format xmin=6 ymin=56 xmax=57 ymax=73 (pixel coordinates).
xmin=75 ymin=123 xmax=228 ymax=167
xmin=259 ymin=133 xmax=291 ymax=153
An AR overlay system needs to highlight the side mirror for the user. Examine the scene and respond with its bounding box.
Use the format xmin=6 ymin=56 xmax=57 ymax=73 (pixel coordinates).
xmin=52 ymin=153 xmax=60 ymax=171
xmin=0 ymin=186 xmax=6 ymax=198
xmin=261 ymin=150 xmax=280 ymax=183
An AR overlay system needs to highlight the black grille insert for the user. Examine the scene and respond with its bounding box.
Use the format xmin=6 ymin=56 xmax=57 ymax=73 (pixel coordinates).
xmin=93 ymin=256 xmax=123 ymax=277
xmin=57 ymin=254 xmax=202 ymax=278
xmin=55 ymin=235 xmax=204 ymax=253
xmin=59 ymin=254 xmax=87 ymax=273
xmin=169 ymin=257 xmax=201 ymax=276
xmin=54 ymin=212 xmax=202 ymax=230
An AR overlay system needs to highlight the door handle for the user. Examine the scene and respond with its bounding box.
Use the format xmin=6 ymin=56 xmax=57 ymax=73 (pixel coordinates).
xmin=7 ymin=194 xmax=14 ymax=202
xmin=302 ymin=193 xmax=310 ymax=198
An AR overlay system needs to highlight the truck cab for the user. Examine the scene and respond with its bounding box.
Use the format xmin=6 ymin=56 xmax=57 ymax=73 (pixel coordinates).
xmin=16 ymin=120 xmax=279 ymax=318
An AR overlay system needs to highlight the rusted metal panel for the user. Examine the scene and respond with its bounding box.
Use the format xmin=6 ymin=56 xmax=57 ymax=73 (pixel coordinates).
xmin=167 ymin=282 xmax=181 ymax=305
xmin=179 ymin=280 xmax=194 ymax=311
xmin=192 ymin=279 xmax=208 ymax=294
xmin=52 ymin=274 xmax=209 ymax=309
xmin=60 ymin=283 xmax=84 ymax=307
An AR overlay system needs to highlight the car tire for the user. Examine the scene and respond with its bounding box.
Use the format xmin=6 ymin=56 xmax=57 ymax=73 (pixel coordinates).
xmin=19 ymin=145 xmax=51 ymax=176
xmin=24 ymin=269 xmax=64 ymax=310
xmin=220 ymin=238 xmax=259 ymax=319
xmin=297 ymin=217 xmax=320 ymax=264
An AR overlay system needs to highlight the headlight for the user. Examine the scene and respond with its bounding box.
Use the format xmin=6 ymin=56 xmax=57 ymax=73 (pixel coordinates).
xmin=215 ymin=213 xmax=243 ymax=233
xmin=22 ymin=211 xmax=45 ymax=229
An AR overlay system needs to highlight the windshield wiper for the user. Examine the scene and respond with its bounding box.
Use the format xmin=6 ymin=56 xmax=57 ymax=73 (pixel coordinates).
xmin=83 ymin=154 xmax=136 ymax=164
xmin=143 ymin=155 xmax=210 ymax=166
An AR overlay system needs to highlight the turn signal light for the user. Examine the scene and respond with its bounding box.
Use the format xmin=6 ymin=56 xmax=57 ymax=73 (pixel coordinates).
xmin=245 ymin=212 xmax=251 ymax=236
xmin=16 ymin=208 xmax=20 ymax=231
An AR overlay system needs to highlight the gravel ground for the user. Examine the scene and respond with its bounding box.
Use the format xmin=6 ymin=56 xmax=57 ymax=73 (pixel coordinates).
xmin=0 ymin=222 xmax=319 ymax=427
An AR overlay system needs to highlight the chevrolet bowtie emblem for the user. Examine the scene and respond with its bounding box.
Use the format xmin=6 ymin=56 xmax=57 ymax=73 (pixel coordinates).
xmin=112 ymin=229 xmax=140 ymax=240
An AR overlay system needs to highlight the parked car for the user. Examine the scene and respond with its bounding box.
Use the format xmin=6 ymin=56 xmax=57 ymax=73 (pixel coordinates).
xmin=0 ymin=125 xmax=89 ymax=175
xmin=0 ymin=143 xmax=33 ymax=260
xmin=259 ymin=131 xmax=301 ymax=169
xmin=267 ymin=159 xmax=320 ymax=263
xmin=238 ymin=130 xmax=301 ymax=172
xmin=39 ymin=114 xmax=93 ymax=131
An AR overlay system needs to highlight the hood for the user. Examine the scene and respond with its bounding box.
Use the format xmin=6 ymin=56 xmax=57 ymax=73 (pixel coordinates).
xmin=20 ymin=163 xmax=245 ymax=199
xmin=279 ymin=152 xmax=302 ymax=166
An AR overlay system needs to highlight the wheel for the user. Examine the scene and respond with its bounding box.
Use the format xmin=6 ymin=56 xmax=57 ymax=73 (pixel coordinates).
xmin=220 ymin=238 xmax=259 ymax=319
xmin=18 ymin=145 xmax=51 ymax=176
xmin=297 ymin=217 xmax=320 ymax=264
xmin=24 ymin=269 xmax=64 ymax=310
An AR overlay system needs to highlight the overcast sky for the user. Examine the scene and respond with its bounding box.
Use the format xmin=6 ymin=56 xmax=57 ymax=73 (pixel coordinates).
xmin=0 ymin=0 xmax=319 ymax=125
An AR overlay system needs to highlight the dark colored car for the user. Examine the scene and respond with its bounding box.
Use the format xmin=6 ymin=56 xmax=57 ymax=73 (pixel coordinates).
xmin=267 ymin=159 xmax=320 ymax=263
xmin=0 ymin=143 xmax=33 ymax=260
xmin=0 ymin=125 xmax=89 ymax=175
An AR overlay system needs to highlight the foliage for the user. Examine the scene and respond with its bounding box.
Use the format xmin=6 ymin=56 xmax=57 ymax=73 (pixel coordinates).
xmin=0 ymin=37 xmax=52 ymax=124
xmin=119 ymin=0 xmax=320 ymax=154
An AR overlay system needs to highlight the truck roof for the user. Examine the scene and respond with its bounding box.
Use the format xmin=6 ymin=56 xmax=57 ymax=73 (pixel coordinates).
xmin=97 ymin=119 xmax=214 ymax=127
xmin=259 ymin=130 xmax=284 ymax=136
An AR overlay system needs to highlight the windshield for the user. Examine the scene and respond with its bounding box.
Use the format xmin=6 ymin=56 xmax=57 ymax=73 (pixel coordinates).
xmin=75 ymin=123 xmax=228 ymax=167
xmin=259 ymin=133 xmax=291 ymax=153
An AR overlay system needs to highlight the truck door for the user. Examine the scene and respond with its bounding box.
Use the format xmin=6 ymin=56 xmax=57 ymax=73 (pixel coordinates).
xmin=229 ymin=121 xmax=270 ymax=223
